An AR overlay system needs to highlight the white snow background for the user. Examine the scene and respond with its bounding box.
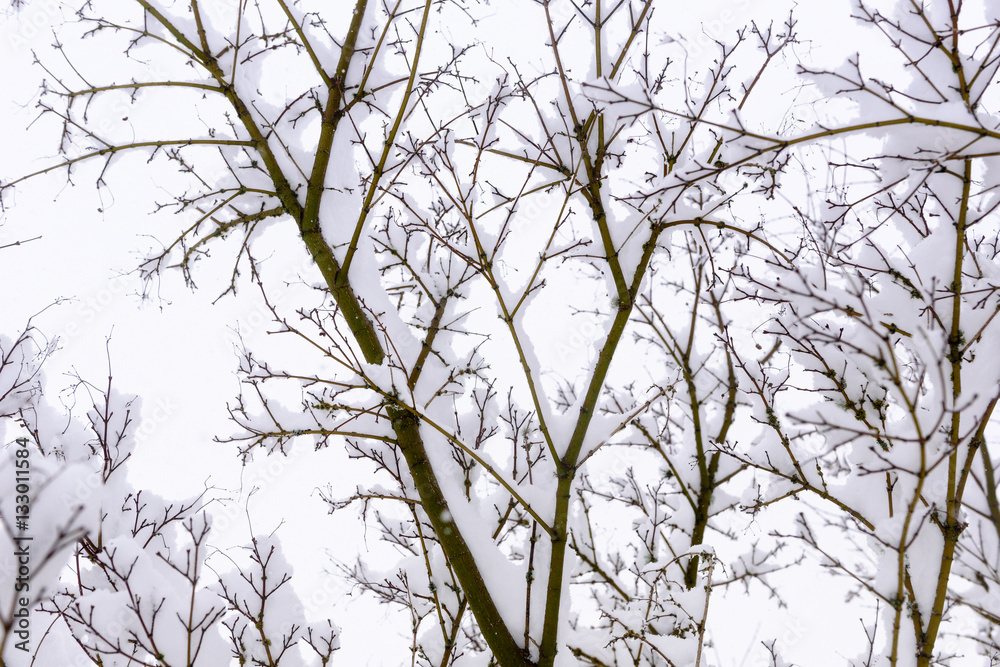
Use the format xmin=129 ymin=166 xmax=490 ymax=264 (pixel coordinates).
xmin=0 ymin=0 xmax=954 ymax=665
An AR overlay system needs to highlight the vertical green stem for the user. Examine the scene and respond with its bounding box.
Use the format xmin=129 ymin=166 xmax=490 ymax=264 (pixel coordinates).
xmin=917 ymin=158 xmax=973 ymax=666
xmin=391 ymin=409 xmax=534 ymax=667
xmin=537 ymin=226 xmax=663 ymax=667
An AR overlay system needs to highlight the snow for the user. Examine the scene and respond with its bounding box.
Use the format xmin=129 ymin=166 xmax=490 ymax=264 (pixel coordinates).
xmin=5 ymin=0 xmax=1000 ymax=665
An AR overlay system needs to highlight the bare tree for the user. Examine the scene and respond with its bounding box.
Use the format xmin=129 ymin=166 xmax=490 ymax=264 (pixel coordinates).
xmin=718 ymin=4 xmax=1000 ymax=666
xmin=2 ymin=0 xmax=1000 ymax=666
